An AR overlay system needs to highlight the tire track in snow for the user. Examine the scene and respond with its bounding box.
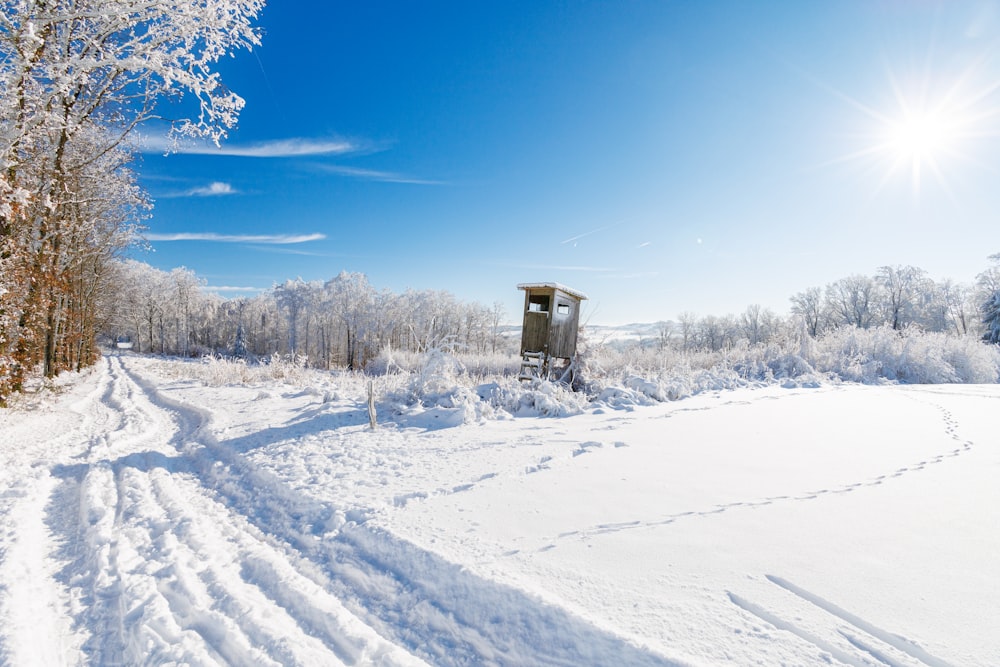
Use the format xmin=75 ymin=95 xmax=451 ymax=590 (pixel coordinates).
xmin=0 ymin=358 xmax=124 ymax=664
xmin=117 ymin=356 xmax=680 ymax=666
xmin=45 ymin=355 xmax=420 ymax=665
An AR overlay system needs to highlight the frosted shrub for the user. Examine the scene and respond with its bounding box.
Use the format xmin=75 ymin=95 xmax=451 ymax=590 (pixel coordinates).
xmin=260 ymin=354 xmax=311 ymax=384
xmin=200 ymin=355 xmax=253 ymax=386
xmin=386 ymin=350 xmax=496 ymax=423
xmin=368 ymin=348 xmax=521 ymax=380
xmin=812 ymin=326 xmax=887 ymax=383
xmin=502 ymin=378 xmax=588 ymax=417
xmin=142 ymin=353 xmax=324 ymax=388
xmin=811 ymin=326 xmax=1000 ymax=384
xmin=942 ymin=335 xmax=1000 ymax=383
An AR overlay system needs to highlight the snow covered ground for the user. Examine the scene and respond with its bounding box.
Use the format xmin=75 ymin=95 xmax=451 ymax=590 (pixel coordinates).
xmin=0 ymin=353 xmax=997 ymax=666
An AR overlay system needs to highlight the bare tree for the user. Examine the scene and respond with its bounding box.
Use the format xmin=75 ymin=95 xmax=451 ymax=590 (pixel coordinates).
xmin=826 ymin=275 xmax=879 ymax=329
xmin=740 ymin=304 xmax=777 ymax=345
xmin=876 ymin=265 xmax=927 ymax=331
xmin=676 ymin=312 xmax=698 ymax=351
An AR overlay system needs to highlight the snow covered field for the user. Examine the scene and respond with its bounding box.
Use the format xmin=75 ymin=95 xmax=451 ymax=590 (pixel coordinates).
xmin=0 ymin=353 xmax=997 ymax=666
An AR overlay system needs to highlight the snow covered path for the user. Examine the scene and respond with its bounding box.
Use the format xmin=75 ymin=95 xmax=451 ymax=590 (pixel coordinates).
xmin=0 ymin=356 xmax=424 ymax=665
xmin=0 ymin=355 xmax=997 ymax=665
xmin=0 ymin=356 xmax=676 ymax=665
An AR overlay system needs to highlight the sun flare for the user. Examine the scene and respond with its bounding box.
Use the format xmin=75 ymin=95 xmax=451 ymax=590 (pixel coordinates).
xmin=826 ymin=61 xmax=997 ymax=197
xmin=886 ymin=111 xmax=956 ymax=162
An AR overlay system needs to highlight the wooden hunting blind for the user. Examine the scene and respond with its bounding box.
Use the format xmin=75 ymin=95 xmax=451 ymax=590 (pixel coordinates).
xmin=517 ymin=282 xmax=587 ymax=381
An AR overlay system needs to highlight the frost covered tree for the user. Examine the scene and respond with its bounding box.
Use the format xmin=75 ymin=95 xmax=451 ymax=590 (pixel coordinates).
xmin=826 ymin=275 xmax=879 ymax=329
xmin=676 ymin=312 xmax=698 ymax=351
xmin=875 ymin=265 xmax=927 ymax=331
xmin=0 ymin=0 xmax=264 ymax=400
xmin=979 ymin=254 xmax=1000 ymax=345
xmin=790 ymin=287 xmax=826 ymax=337
xmin=740 ymin=304 xmax=777 ymax=345
xmin=274 ymin=279 xmax=314 ymax=356
xmin=982 ymin=291 xmax=1000 ymax=345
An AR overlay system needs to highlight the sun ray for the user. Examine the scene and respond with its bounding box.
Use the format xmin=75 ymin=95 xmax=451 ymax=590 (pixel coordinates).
xmin=818 ymin=50 xmax=1000 ymax=198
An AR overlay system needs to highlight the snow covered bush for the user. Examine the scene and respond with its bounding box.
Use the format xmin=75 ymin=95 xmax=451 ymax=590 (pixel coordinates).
xmin=811 ymin=326 xmax=1000 ymax=384
xmin=368 ymin=347 xmax=521 ymax=379
xmin=384 ymin=350 xmax=497 ymax=424
xmin=500 ymin=378 xmax=589 ymax=417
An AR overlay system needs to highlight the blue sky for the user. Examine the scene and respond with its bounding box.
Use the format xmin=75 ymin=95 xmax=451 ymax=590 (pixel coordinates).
xmin=135 ymin=1 xmax=1000 ymax=325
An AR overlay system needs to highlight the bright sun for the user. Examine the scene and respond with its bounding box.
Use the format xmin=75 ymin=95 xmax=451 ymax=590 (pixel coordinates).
xmin=829 ymin=69 xmax=989 ymax=197
xmin=886 ymin=111 xmax=956 ymax=162
xmin=848 ymin=94 xmax=978 ymax=197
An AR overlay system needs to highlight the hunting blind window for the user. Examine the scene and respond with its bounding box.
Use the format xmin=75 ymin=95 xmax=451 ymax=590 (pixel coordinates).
xmin=557 ymin=303 xmax=570 ymax=315
xmin=528 ymin=295 xmax=550 ymax=312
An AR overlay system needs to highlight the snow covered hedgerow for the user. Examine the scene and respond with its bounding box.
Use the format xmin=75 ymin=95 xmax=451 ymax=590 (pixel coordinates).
xmin=811 ymin=326 xmax=889 ymax=384
xmin=811 ymin=325 xmax=1000 ymax=384
xmin=369 ymin=347 xmax=522 ymax=380
xmin=941 ymin=333 xmax=1000 ymax=383
xmin=588 ymin=364 xmax=756 ymax=409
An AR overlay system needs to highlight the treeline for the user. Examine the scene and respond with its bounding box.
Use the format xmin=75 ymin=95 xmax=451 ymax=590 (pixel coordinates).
xmin=0 ymin=2 xmax=263 ymax=404
xmin=108 ymin=261 xmax=510 ymax=369
xmin=106 ymin=257 xmax=1000 ymax=373
xmin=648 ymin=261 xmax=1000 ymax=354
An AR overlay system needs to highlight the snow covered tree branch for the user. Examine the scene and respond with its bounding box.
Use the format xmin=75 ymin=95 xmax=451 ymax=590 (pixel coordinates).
xmin=0 ymin=0 xmax=264 ymax=401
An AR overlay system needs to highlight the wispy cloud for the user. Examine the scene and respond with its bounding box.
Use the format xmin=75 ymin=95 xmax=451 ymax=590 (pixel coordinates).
xmin=189 ymin=181 xmax=237 ymax=197
xmin=155 ymin=181 xmax=239 ymax=198
xmin=244 ymin=245 xmax=341 ymax=256
xmin=561 ymin=227 xmax=608 ymax=245
xmin=145 ymin=232 xmax=325 ymax=244
xmin=317 ymin=164 xmax=446 ymax=185
xmin=492 ymin=262 xmax=616 ymax=273
xmin=139 ymin=134 xmax=358 ymax=158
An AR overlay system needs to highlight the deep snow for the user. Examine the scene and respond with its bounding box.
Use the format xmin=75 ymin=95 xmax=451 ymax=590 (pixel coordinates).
xmin=0 ymin=354 xmax=997 ymax=666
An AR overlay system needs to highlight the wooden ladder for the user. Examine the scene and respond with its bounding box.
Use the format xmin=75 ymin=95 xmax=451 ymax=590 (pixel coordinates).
xmin=518 ymin=351 xmax=546 ymax=381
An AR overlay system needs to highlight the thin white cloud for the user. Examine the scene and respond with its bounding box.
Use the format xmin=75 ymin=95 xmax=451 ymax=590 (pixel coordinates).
xmin=188 ymin=181 xmax=238 ymax=197
xmin=139 ymin=134 xmax=357 ymax=158
xmin=245 ymin=245 xmax=338 ymax=256
xmin=145 ymin=232 xmax=325 ymax=244
xmin=493 ymin=261 xmax=616 ymax=272
xmin=561 ymin=227 xmax=608 ymax=245
xmin=318 ymin=164 xmax=447 ymax=185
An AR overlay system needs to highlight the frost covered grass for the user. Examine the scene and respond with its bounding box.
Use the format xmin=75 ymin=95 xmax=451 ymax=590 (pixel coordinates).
xmin=581 ymin=325 xmax=999 ymax=405
xmin=140 ymin=353 xmax=321 ymax=387
xmin=120 ymin=325 xmax=1000 ymax=430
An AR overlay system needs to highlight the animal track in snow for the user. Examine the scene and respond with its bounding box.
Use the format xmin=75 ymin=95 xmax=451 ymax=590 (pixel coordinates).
xmin=547 ymin=394 xmax=979 ymax=545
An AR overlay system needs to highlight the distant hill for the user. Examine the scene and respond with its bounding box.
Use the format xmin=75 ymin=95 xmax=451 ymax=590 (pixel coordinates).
xmin=501 ymin=321 xmax=673 ymax=350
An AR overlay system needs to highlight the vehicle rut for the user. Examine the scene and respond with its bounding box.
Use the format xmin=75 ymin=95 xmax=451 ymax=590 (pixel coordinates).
xmin=37 ymin=355 xmax=673 ymax=666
